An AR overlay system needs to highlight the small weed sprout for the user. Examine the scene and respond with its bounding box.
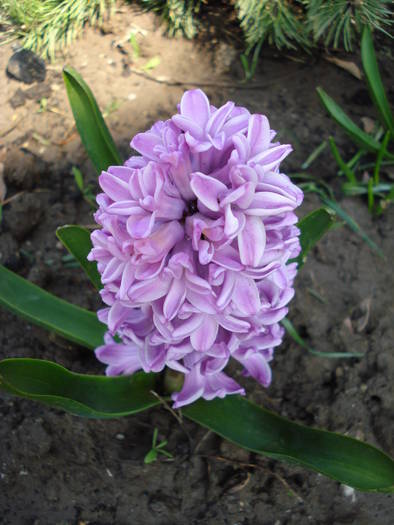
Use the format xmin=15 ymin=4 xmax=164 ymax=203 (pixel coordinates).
xmin=144 ymin=428 xmax=173 ymax=464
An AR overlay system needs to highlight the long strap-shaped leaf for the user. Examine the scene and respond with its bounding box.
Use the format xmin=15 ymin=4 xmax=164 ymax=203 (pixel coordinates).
xmin=63 ymin=66 xmax=122 ymax=173
xmin=0 ymin=357 xmax=393 ymax=492
xmin=316 ymin=87 xmax=393 ymax=159
xmin=56 ymin=225 xmax=102 ymax=291
xmin=0 ymin=358 xmax=158 ymax=418
xmin=183 ymin=397 xmax=394 ymax=493
xmin=361 ymin=27 xmax=393 ymax=135
xmin=290 ymin=208 xmax=336 ymax=267
xmin=0 ymin=265 xmax=105 ymax=349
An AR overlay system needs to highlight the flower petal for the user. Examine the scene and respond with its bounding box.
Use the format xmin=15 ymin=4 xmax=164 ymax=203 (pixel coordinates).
xmin=163 ymin=278 xmax=187 ymax=320
xmin=191 ymin=316 xmax=219 ymax=351
xmin=232 ymin=274 xmax=261 ymax=315
xmin=180 ymin=89 xmax=210 ymax=128
xmin=235 ymin=349 xmax=272 ymax=387
xmin=238 ymin=216 xmax=266 ymax=267
xmin=247 ymin=114 xmax=271 ymax=157
xmin=172 ymin=364 xmax=205 ymax=408
xmin=203 ymin=372 xmax=245 ymax=400
xmin=190 ymin=172 xmax=227 ymax=212
xmin=128 ymin=276 xmax=170 ymax=303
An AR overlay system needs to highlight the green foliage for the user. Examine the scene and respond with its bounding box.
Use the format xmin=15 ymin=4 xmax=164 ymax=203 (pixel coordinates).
xmin=1 ymin=357 xmax=394 ymax=490
xmin=0 ymin=0 xmax=114 ymax=60
xmin=281 ymin=317 xmax=363 ymax=359
xmin=63 ymin=66 xmax=122 ymax=174
xmin=0 ymin=0 xmax=391 ymax=58
xmin=290 ymin=208 xmax=337 ymax=267
xmin=307 ymin=0 xmax=393 ymax=51
xmin=144 ymin=428 xmax=173 ymax=463
xmin=0 ymin=358 xmax=159 ymax=418
xmin=140 ymin=0 xmax=202 ymax=38
xmin=317 ymin=27 xmax=394 ymax=214
xmin=137 ymin=0 xmax=392 ymax=53
xmin=71 ymin=166 xmax=97 ymax=208
xmin=0 ymin=264 xmax=106 ymax=349
xmin=1 ymin=66 xmax=393 ymax=492
xmin=237 ymin=0 xmax=309 ymax=51
xmin=56 ymin=225 xmax=102 ymax=290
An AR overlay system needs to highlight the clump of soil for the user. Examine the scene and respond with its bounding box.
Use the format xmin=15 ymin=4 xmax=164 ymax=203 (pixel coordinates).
xmin=0 ymin=6 xmax=393 ymax=525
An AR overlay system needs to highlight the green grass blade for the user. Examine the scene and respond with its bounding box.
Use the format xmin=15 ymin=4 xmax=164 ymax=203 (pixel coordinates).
xmin=183 ymin=397 xmax=394 ymax=492
xmin=368 ymin=178 xmax=375 ymax=212
xmin=328 ymin=137 xmax=357 ymax=183
xmin=0 ymin=265 xmax=105 ymax=349
xmin=322 ymin=198 xmax=384 ymax=258
xmin=316 ymin=87 xmax=388 ymax=155
xmin=342 ymin=182 xmax=394 ymax=196
xmin=56 ymin=225 xmax=102 ymax=291
xmin=301 ymin=140 xmax=327 ymax=169
xmin=281 ymin=317 xmax=363 ymax=359
xmin=361 ymin=27 xmax=393 ymax=135
xmin=0 ymin=358 xmax=158 ymax=418
xmin=63 ymin=66 xmax=122 ymax=173
xmin=291 ymin=208 xmax=337 ymax=267
xmin=374 ymin=131 xmax=391 ymax=185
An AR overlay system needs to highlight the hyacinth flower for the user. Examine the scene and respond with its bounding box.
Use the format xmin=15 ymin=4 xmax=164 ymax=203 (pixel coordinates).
xmin=1 ymin=68 xmax=392 ymax=492
xmin=88 ymin=88 xmax=304 ymax=407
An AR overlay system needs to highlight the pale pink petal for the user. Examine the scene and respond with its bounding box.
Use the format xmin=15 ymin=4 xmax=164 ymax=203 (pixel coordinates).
xmin=206 ymin=101 xmax=234 ymax=136
xmin=118 ymin=261 xmax=135 ymax=300
xmin=216 ymin=271 xmax=236 ymax=309
xmin=191 ymin=316 xmax=219 ymax=351
xmin=235 ymin=349 xmax=272 ymax=387
xmin=180 ymin=89 xmax=210 ymax=128
xmin=247 ymin=114 xmax=271 ymax=157
xmin=203 ymin=372 xmax=245 ymax=400
xmin=163 ymin=279 xmax=187 ymax=320
xmin=172 ymin=314 xmax=204 ymax=339
xmin=190 ymin=172 xmax=227 ymax=212
xmin=131 ymin=132 xmax=161 ymax=161
xmin=238 ymin=216 xmax=266 ymax=267
xmin=172 ymin=115 xmax=204 ymax=138
xmin=232 ymin=274 xmax=261 ymax=315
xmin=126 ymin=211 xmax=156 ymax=239
xmin=99 ymin=171 xmax=130 ymax=201
xmin=172 ymin=364 xmax=205 ymax=408
xmin=128 ymin=276 xmax=170 ymax=303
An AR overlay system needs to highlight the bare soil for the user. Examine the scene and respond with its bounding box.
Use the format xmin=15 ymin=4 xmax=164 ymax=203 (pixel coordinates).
xmin=0 ymin=6 xmax=393 ymax=524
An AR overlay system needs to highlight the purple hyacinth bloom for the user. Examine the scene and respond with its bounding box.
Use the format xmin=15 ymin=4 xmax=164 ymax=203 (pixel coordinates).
xmin=89 ymin=89 xmax=303 ymax=408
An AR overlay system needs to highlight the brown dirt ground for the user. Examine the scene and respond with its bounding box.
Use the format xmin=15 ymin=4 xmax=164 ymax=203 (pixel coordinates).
xmin=0 ymin=5 xmax=393 ymax=525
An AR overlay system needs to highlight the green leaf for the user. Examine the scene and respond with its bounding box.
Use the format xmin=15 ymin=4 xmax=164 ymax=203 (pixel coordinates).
xmin=328 ymin=136 xmax=356 ymax=183
xmin=183 ymin=397 xmax=394 ymax=492
xmin=63 ymin=66 xmax=122 ymax=173
xmin=1 ymin=358 xmax=393 ymax=492
xmin=301 ymin=140 xmax=327 ymax=169
xmin=322 ymin=198 xmax=384 ymax=258
xmin=144 ymin=450 xmax=158 ymax=464
xmin=56 ymin=225 xmax=102 ymax=291
xmin=342 ymin=182 xmax=394 ymax=196
xmin=361 ymin=27 xmax=393 ymax=135
xmin=141 ymin=56 xmax=161 ymax=71
xmin=317 ymin=87 xmax=392 ymax=157
xmin=0 ymin=359 xmax=158 ymax=418
xmin=0 ymin=265 xmax=105 ymax=349
xmin=374 ymin=131 xmax=391 ymax=185
xmin=292 ymin=208 xmax=336 ymax=267
xmin=72 ymin=166 xmax=84 ymax=192
xmin=281 ymin=317 xmax=363 ymax=359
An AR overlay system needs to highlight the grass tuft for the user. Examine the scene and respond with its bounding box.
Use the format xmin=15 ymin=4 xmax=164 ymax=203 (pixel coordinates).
xmin=0 ymin=0 xmax=115 ymax=60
